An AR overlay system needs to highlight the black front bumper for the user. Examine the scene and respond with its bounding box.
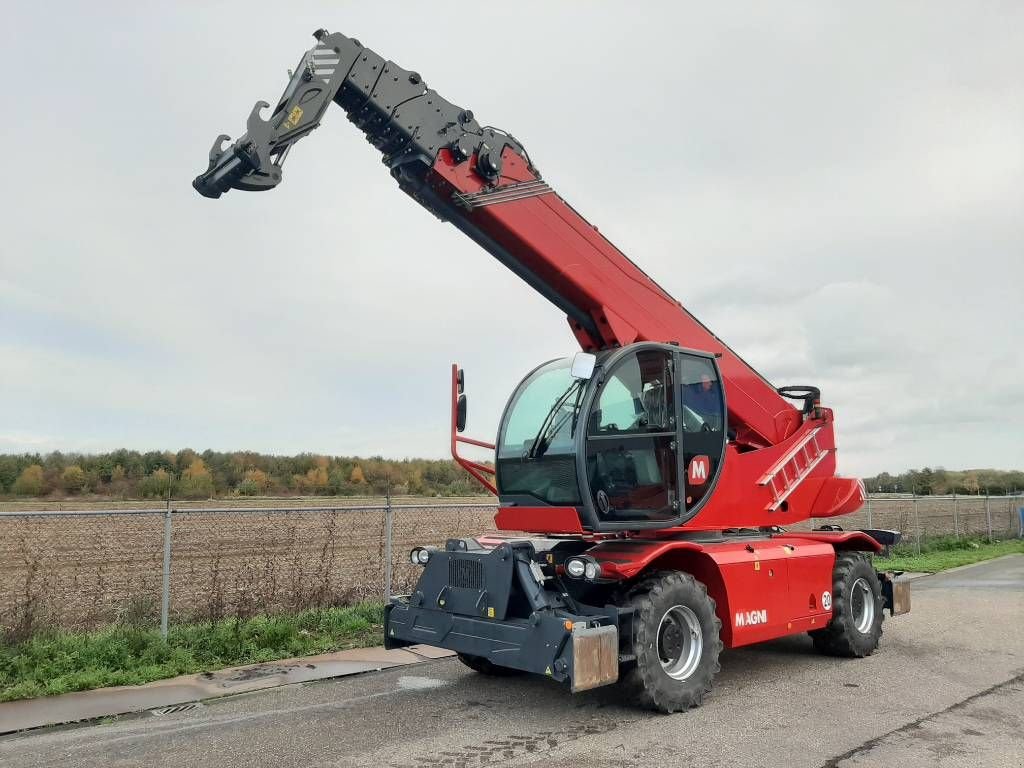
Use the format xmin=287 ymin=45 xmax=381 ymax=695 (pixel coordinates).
xmin=384 ymin=538 xmax=621 ymax=691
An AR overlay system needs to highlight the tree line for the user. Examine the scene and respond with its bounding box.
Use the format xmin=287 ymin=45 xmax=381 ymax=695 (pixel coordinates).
xmin=862 ymin=467 xmax=1024 ymax=496
xmin=1 ymin=451 xmax=1020 ymax=500
xmin=0 ymin=450 xmax=490 ymax=499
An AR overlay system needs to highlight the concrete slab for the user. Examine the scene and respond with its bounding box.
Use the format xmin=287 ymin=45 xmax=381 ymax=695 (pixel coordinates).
xmin=0 ymin=644 xmax=453 ymax=735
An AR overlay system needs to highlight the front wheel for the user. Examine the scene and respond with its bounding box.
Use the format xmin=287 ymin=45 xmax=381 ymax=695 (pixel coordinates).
xmin=618 ymin=571 xmax=722 ymax=713
xmin=811 ymin=552 xmax=884 ymax=657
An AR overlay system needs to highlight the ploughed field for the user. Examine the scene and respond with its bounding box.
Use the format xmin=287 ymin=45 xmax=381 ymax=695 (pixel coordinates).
xmin=0 ymin=497 xmax=495 ymax=633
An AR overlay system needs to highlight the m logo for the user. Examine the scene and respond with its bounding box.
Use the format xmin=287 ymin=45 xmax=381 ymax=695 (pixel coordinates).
xmin=688 ymin=455 xmax=710 ymax=485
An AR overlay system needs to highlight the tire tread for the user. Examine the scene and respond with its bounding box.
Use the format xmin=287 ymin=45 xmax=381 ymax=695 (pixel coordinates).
xmin=811 ymin=552 xmax=885 ymax=657
xmin=618 ymin=570 xmax=723 ymax=713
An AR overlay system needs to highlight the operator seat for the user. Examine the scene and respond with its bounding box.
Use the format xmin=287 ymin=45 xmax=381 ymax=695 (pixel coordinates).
xmin=641 ymin=380 xmax=668 ymax=430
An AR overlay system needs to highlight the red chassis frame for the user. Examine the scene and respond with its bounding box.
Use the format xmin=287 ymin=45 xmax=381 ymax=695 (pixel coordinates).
xmin=473 ymin=529 xmax=881 ymax=650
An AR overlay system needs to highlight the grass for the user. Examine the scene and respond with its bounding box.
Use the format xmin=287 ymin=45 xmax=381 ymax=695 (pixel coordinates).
xmin=874 ymin=536 xmax=1024 ymax=573
xmin=0 ymin=602 xmax=384 ymax=703
xmin=3 ymin=537 xmax=1021 ymax=704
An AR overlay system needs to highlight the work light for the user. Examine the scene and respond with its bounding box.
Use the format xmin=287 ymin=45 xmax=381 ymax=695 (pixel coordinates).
xmin=565 ymin=556 xmax=601 ymax=580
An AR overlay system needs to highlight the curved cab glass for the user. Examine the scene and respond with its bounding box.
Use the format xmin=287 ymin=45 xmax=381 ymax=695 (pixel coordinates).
xmin=496 ymin=358 xmax=584 ymax=505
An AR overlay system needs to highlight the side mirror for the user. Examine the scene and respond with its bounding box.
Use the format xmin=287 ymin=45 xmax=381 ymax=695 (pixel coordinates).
xmin=457 ymin=368 xmax=465 ymax=394
xmin=570 ymin=352 xmax=597 ymax=380
xmin=456 ymin=393 xmax=467 ymax=432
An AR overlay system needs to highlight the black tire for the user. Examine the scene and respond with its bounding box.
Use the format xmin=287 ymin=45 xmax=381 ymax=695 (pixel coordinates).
xmin=456 ymin=653 xmax=524 ymax=676
xmin=811 ymin=552 xmax=884 ymax=657
xmin=617 ymin=571 xmax=722 ymax=713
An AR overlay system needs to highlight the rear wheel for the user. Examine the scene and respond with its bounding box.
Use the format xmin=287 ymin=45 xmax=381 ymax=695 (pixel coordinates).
xmin=811 ymin=552 xmax=884 ymax=657
xmin=456 ymin=653 xmax=524 ymax=676
xmin=618 ymin=571 xmax=722 ymax=713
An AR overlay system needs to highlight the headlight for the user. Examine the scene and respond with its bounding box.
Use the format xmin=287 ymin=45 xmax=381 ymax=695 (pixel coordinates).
xmin=410 ymin=547 xmax=431 ymax=565
xmin=565 ymin=557 xmax=586 ymax=578
xmin=564 ymin=555 xmax=601 ymax=580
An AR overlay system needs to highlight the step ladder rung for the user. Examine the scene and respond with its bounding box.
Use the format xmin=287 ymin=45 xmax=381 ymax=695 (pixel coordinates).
xmin=763 ymin=449 xmax=831 ymax=512
xmin=756 ymin=426 xmax=831 ymax=512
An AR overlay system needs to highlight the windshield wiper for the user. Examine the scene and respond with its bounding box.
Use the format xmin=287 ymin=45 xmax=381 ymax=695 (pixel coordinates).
xmin=526 ymin=379 xmax=584 ymax=459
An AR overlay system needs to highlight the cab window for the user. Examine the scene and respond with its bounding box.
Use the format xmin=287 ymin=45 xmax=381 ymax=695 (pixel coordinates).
xmin=679 ymin=354 xmax=725 ymax=510
xmin=496 ymin=358 xmax=583 ymax=505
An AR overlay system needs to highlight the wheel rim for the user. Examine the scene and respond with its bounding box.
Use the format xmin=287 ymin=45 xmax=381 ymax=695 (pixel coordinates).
xmin=657 ymin=605 xmax=703 ymax=681
xmin=851 ymin=577 xmax=875 ymax=633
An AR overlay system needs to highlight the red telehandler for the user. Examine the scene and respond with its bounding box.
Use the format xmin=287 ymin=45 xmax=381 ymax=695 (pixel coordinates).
xmin=194 ymin=28 xmax=909 ymax=712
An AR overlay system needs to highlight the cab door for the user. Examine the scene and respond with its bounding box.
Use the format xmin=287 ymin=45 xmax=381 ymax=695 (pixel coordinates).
xmin=677 ymin=352 xmax=727 ymax=515
xmin=584 ymin=347 xmax=682 ymax=525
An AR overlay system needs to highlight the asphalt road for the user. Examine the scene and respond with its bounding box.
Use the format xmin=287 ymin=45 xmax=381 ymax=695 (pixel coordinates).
xmin=3 ymin=556 xmax=1021 ymax=768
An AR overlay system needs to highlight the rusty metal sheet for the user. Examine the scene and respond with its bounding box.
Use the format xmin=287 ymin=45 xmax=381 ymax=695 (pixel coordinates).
xmin=571 ymin=625 xmax=618 ymax=693
xmin=893 ymin=580 xmax=912 ymax=615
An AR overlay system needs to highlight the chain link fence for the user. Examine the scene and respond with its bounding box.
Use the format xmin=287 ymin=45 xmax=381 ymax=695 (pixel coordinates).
xmin=1 ymin=495 xmax=1021 ymax=638
xmin=792 ymin=494 xmax=1023 ymax=546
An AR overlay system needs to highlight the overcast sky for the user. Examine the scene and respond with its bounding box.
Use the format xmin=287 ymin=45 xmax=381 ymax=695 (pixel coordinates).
xmin=1 ymin=3 xmax=1021 ymax=476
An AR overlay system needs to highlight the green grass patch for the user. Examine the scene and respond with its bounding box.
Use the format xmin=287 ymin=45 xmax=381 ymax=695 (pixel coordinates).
xmin=0 ymin=602 xmax=384 ymax=703
xmin=874 ymin=537 xmax=1024 ymax=573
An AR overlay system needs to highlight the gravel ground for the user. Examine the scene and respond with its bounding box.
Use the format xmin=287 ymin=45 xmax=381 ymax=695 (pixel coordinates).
xmin=1 ymin=556 xmax=1021 ymax=768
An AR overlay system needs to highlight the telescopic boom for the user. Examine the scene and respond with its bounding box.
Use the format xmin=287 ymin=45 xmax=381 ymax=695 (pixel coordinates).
xmin=195 ymin=28 xmax=804 ymax=451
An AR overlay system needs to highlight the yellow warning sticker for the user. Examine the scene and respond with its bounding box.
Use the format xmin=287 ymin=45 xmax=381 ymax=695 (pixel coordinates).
xmin=285 ymin=105 xmax=304 ymax=128
xmin=754 ymin=561 xmax=761 ymax=571
xmin=545 ymin=666 xmax=552 ymax=676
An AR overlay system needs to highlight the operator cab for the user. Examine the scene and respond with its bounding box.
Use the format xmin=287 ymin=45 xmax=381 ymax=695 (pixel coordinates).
xmin=496 ymin=343 xmax=726 ymax=531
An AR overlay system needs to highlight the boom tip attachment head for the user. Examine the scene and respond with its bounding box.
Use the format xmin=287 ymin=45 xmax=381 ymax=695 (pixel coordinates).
xmin=193 ymin=99 xmax=284 ymax=198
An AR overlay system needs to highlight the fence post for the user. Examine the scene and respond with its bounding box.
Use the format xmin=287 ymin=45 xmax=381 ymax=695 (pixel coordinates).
xmin=384 ymin=479 xmax=393 ymax=603
xmin=913 ymin=496 xmax=921 ymax=554
xmin=866 ymin=495 xmax=872 ymax=528
xmin=160 ymin=499 xmax=172 ymax=640
xmin=985 ymin=493 xmax=992 ymax=542
xmin=952 ymin=492 xmax=959 ymax=540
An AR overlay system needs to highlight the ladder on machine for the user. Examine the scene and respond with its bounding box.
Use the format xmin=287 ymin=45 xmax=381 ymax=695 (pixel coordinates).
xmin=756 ymin=427 xmax=830 ymax=512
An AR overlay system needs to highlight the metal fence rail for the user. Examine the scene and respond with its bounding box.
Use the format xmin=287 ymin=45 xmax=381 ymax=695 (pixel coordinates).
xmin=1 ymin=495 xmax=1021 ymax=638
